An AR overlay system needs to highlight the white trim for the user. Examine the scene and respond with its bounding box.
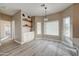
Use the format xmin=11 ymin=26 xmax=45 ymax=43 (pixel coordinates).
xmin=73 ymin=38 xmax=79 ymax=46
xmin=36 ymin=38 xmax=42 ymax=39
xmin=14 ymin=39 xmax=23 ymax=45
xmin=1 ymin=36 xmax=10 ymax=41
xmin=0 ymin=43 xmax=1 ymax=46
xmin=73 ymin=38 xmax=79 ymax=39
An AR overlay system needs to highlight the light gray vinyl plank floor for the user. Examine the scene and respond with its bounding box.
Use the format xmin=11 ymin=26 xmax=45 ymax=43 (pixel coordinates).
xmin=0 ymin=39 xmax=77 ymax=56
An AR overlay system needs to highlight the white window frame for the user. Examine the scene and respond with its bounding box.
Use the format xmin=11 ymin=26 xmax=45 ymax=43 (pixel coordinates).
xmin=37 ymin=22 xmax=42 ymax=34
xmin=44 ymin=20 xmax=59 ymax=36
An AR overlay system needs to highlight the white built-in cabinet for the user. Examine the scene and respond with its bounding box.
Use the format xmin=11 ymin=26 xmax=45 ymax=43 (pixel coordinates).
xmin=21 ymin=11 xmax=34 ymax=44
xmin=14 ymin=10 xmax=34 ymax=44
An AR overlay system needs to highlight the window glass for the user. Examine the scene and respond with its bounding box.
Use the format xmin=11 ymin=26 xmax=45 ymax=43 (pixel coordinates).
xmin=37 ymin=22 xmax=41 ymax=34
xmin=63 ymin=16 xmax=71 ymax=37
xmin=44 ymin=20 xmax=59 ymax=35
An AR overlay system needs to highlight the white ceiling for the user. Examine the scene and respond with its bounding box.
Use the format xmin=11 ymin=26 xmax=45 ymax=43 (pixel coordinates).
xmin=0 ymin=3 xmax=73 ymax=16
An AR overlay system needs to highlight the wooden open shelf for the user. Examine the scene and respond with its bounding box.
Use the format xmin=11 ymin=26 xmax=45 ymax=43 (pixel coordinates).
xmin=23 ymin=24 xmax=32 ymax=27
xmin=22 ymin=18 xmax=32 ymax=28
xmin=22 ymin=13 xmax=32 ymax=31
xmin=23 ymin=18 xmax=32 ymax=22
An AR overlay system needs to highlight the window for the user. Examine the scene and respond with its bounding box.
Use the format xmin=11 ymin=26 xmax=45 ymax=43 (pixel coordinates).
xmin=63 ymin=16 xmax=71 ymax=37
xmin=0 ymin=20 xmax=11 ymax=39
xmin=44 ymin=20 xmax=59 ymax=35
xmin=37 ymin=22 xmax=42 ymax=34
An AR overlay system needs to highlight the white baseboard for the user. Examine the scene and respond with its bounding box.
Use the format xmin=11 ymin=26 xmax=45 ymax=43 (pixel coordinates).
xmin=73 ymin=38 xmax=79 ymax=39
xmin=13 ymin=39 xmax=23 ymax=45
xmin=0 ymin=43 xmax=1 ymax=46
xmin=73 ymin=38 xmax=79 ymax=46
xmin=1 ymin=36 xmax=10 ymax=41
xmin=14 ymin=39 xmax=34 ymax=45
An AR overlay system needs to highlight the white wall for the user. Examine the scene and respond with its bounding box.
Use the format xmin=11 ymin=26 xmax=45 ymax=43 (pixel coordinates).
xmin=12 ymin=10 xmax=22 ymax=43
xmin=12 ymin=10 xmax=34 ymax=44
